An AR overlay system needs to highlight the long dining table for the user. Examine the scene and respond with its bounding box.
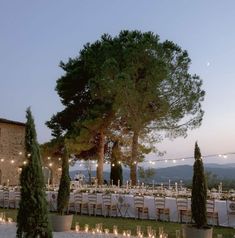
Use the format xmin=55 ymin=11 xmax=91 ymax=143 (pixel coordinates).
xmin=1 ymin=189 xmax=235 ymax=227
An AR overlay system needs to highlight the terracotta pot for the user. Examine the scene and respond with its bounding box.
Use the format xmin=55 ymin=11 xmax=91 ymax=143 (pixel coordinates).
xmin=182 ymin=224 xmax=213 ymax=238
xmin=50 ymin=214 xmax=73 ymax=232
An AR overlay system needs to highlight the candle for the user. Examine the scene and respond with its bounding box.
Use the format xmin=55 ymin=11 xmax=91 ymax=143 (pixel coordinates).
xmin=118 ymin=180 xmax=120 ymax=188
xmin=175 ymin=182 xmax=178 ymax=193
xmin=113 ymin=225 xmax=118 ymax=235
xmin=168 ymin=179 xmax=171 ymax=189
xmin=84 ymin=224 xmax=89 ymax=233
xmin=111 ymin=179 xmax=113 ymax=186
xmin=75 ymin=222 xmax=79 ymax=232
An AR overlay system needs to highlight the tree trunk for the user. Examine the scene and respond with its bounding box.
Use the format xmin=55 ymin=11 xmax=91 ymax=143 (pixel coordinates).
xmin=130 ymin=130 xmax=139 ymax=185
xmin=97 ymin=129 xmax=104 ymax=185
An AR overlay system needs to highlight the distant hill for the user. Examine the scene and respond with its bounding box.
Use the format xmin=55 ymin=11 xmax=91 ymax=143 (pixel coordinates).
xmin=69 ymin=163 xmax=235 ymax=184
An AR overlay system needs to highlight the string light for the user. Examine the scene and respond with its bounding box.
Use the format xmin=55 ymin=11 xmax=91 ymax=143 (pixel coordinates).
xmin=4 ymin=150 xmax=235 ymax=168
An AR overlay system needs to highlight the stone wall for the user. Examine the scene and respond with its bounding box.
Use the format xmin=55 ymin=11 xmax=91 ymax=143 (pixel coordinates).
xmin=0 ymin=121 xmax=25 ymax=185
xmin=0 ymin=120 xmax=61 ymax=186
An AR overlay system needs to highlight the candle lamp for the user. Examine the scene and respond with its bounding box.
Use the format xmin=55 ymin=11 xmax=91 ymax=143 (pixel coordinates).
xmin=84 ymin=224 xmax=89 ymax=233
xmin=113 ymin=225 xmax=118 ymax=235
xmin=75 ymin=222 xmax=80 ymax=232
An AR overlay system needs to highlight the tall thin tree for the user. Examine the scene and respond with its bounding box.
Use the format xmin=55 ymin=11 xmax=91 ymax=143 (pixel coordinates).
xmin=191 ymin=142 xmax=207 ymax=228
xmin=17 ymin=108 xmax=52 ymax=238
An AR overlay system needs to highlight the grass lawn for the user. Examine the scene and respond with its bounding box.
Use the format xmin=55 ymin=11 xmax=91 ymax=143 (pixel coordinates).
xmin=1 ymin=209 xmax=235 ymax=238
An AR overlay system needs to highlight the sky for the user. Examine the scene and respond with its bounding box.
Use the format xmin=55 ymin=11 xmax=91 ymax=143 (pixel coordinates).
xmin=1 ymin=1 xmax=235 ymax=167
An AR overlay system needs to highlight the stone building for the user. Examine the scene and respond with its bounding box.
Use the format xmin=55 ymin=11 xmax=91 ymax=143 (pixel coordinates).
xmin=0 ymin=118 xmax=61 ymax=186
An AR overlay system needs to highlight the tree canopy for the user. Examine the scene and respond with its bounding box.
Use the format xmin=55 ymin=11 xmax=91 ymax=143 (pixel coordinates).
xmin=47 ymin=30 xmax=205 ymax=185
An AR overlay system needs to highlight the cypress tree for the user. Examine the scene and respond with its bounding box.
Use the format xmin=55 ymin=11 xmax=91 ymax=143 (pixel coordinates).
xmin=191 ymin=142 xmax=207 ymax=228
xmin=17 ymin=108 xmax=52 ymax=238
xmin=110 ymin=141 xmax=123 ymax=186
xmin=57 ymin=147 xmax=70 ymax=215
xmin=110 ymin=161 xmax=123 ymax=186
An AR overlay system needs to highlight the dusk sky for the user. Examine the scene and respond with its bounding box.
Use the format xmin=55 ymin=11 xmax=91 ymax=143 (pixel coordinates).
xmin=1 ymin=1 xmax=235 ymax=167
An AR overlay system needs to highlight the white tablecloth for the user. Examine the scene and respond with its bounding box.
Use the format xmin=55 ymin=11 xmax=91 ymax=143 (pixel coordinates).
xmin=1 ymin=190 xmax=235 ymax=227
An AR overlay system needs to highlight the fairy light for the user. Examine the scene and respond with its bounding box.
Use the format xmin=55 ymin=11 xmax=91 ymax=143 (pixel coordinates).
xmin=0 ymin=159 xmax=4 ymax=162
xmin=11 ymin=150 xmax=235 ymax=168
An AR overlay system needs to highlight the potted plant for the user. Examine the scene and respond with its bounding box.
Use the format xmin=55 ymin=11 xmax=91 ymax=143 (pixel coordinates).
xmin=50 ymin=146 xmax=73 ymax=231
xmin=182 ymin=142 xmax=213 ymax=238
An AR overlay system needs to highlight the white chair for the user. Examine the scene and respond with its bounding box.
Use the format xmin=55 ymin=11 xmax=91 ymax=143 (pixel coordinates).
xmin=69 ymin=192 xmax=88 ymax=215
xmin=88 ymin=193 xmax=102 ymax=216
xmin=206 ymin=199 xmax=219 ymax=226
xmin=102 ymin=194 xmax=118 ymax=217
xmin=134 ymin=195 xmax=149 ymax=219
xmin=155 ymin=196 xmax=170 ymax=221
xmin=176 ymin=198 xmax=191 ymax=223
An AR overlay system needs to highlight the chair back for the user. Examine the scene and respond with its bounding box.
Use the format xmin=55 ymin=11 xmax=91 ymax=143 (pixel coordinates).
xmin=3 ymin=190 xmax=9 ymax=200
xmin=176 ymin=198 xmax=188 ymax=210
xmin=74 ymin=192 xmax=83 ymax=203
xmin=15 ymin=191 xmax=21 ymax=201
xmin=155 ymin=196 xmax=166 ymax=209
xmin=134 ymin=195 xmax=144 ymax=208
xmin=88 ymin=193 xmax=97 ymax=204
xmin=206 ymin=199 xmax=215 ymax=213
xmin=102 ymin=194 xmax=111 ymax=206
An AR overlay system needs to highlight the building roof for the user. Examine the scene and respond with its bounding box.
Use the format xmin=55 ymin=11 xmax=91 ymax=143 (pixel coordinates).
xmin=0 ymin=118 xmax=25 ymax=127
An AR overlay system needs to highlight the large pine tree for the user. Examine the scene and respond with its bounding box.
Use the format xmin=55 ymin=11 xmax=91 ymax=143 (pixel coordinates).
xmin=17 ymin=108 xmax=52 ymax=238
